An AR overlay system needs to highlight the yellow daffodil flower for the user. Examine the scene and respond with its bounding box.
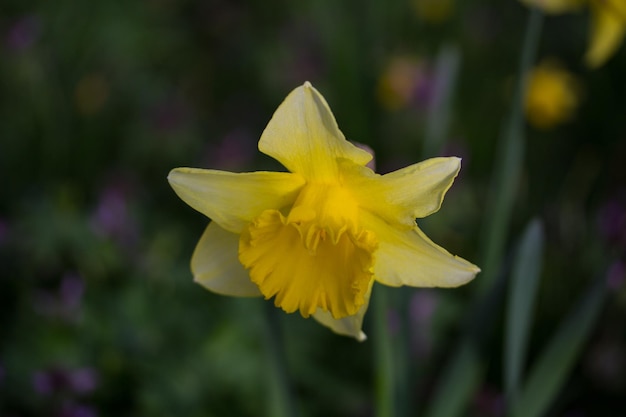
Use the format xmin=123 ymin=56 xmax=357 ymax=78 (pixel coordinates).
xmin=168 ymin=82 xmax=479 ymax=341
xmin=524 ymin=60 xmax=581 ymax=129
xmin=412 ymin=0 xmax=454 ymax=24
xmin=520 ymin=0 xmax=626 ymax=68
xmin=586 ymin=0 xmax=626 ymax=68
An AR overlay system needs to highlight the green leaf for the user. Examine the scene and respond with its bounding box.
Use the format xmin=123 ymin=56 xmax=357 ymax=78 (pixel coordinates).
xmin=425 ymin=10 xmax=545 ymax=416
xmin=504 ymin=219 xmax=545 ymax=402
xmin=423 ymin=341 xmax=484 ymax=417
xmin=477 ymin=8 xmax=544 ymax=294
xmin=510 ymin=279 xmax=606 ymax=417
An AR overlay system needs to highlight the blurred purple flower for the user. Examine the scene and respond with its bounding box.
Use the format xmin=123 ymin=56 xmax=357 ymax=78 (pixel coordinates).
xmin=58 ymin=403 xmax=97 ymax=417
xmin=409 ymin=290 xmax=438 ymax=325
xmin=414 ymin=69 xmax=438 ymax=109
xmin=33 ymin=369 xmax=64 ymax=395
xmin=68 ymin=368 xmax=98 ymax=394
xmin=5 ymin=16 xmax=41 ymax=51
xmin=60 ymin=272 xmax=85 ymax=311
xmin=377 ymin=56 xmax=437 ymax=111
xmin=473 ymin=386 xmax=505 ymax=417
xmin=597 ymin=197 xmax=626 ymax=249
xmin=33 ymin=271 xmax=85 ymax=320
xmin=150 ymin=96 xmax=187 ymax=132
xmin=90 ymin=180 xmax=138 ymax=248
xmin=207 ymin=128 xmax=256 ymax=170
xmin=606 ymin=261 xmax=625 ymax=291
xmin=386 ymin=308 xmax=401 ymax=336
xmin=33 ymin=367 xmax=98 ymax=396
xmin=408 ymin=290 xmax=439 ymax=357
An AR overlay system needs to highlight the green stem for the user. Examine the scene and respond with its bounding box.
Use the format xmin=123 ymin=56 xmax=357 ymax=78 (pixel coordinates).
xmin=262 ymin=302 xmax=297 ymax=417
xmin=373 ymin=285 xmax=396 ymax=417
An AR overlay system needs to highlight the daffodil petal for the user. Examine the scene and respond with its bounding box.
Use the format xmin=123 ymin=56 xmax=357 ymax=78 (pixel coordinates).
xmin=343 ymin=157 xmax=461 ymax=227
xmin=191 ymin=222 xmax=261 ymax=297
xmin=585 ymin=1 xmax=626 ymax=68
xmin=258 ymin=82 xmax=373 ymax=181
xmin=168 ymin=168 xmax=305 ymax=233
xmin=313 ymin=294 xmax=370 ymax=341
xmin=363 ymin=212 xmax=480 ymax=287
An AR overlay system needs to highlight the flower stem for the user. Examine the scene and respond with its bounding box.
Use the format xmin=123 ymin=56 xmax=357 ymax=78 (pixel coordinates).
xmin=262 ymin=302 xmax=297 ymax=417
xmin=373 ymin=285 xmax=396 ymax=417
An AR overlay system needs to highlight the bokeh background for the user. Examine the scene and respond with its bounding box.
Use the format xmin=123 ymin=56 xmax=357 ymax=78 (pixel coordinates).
xmin=1 ymin=0 xmax=625 ymax=416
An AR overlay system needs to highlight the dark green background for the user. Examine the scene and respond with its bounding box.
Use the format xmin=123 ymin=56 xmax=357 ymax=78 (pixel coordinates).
xmin=1 ymin=0 xmax=625 ymax=416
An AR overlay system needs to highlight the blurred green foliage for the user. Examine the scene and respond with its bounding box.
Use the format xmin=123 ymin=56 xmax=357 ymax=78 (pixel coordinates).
xmin=1 ymin=0 xmax=625 ymax=416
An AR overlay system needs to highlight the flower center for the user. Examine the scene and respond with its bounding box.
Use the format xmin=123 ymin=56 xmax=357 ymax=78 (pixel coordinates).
xmin=238 ymin=183 xmax=378 ymax=319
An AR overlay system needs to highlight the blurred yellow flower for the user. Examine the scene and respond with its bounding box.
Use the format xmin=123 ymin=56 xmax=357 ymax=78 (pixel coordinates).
xmin=168 ymin=82 xmax=479 ymax=340
xmin=412 ymin=0 xmax=454 ymax=23
xmin=524 ymin=60 xmax=581 ymax=129
xmin=585 ymin=0 xmax=626 ymax=68
xmin=520 ymin=0 xmax=626 ymax=68
xmin=377 ymin=56 xmax=421 ymax=110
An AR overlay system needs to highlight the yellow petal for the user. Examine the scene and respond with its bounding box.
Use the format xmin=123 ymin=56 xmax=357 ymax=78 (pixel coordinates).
xmin=258 ymin=82 xmax=373 ymax=181
xmin=585 ymin=0 xmax=626 ymax=68
xmin=363 ymin=212 xmax=480 ymax=287
xmin=191 ymin=222 xmax=261 ymax=297
xmin=342 ymin=157 xmax=461 ymax=228
xmin=168 ymin=168 xmax=305 ymax=233
xmin=313 ymin=291 xmax=371 ymax=341
xmin=239 ymin=209 xmax=377 ymax=319
xmin=524 ymin=60 xmax=581 ymax=129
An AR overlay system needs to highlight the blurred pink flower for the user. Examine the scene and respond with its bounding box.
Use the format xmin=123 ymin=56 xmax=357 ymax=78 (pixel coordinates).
xmin=408 ymin=290 xmax=439 ymax=356
xmin=473 ymin=386 xmax=505 ymax=417
xmin=150 ymin=96 xmax=188 ymax=132
xmin=386 ymin=308 xmax=402 ymax=336
xmin=606 ymin=260 xmax=625 ymax=291
xmin=58 ymin=404 xmax=97 ymax=417
xmin=5 ymin=16 xmax=40 ymax=51
xmin=409 ymin=289 xmax=438 ymax=324
xmin=207 ymin=128 xmax=256 ymax=170
xmin=90 ymin=179 xmax=138 ymax=249
xmin=33 ymin=366 xmax=98 ymax=396
xmin=597 ymin=197 xmax=626 ymax=249
xmin=33 ymin=272 xmax=85 ymax=320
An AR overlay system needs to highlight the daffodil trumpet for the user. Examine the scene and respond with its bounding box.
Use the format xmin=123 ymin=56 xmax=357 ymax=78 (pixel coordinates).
xmin=168 ymin=82 xmax=480 ymax=340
